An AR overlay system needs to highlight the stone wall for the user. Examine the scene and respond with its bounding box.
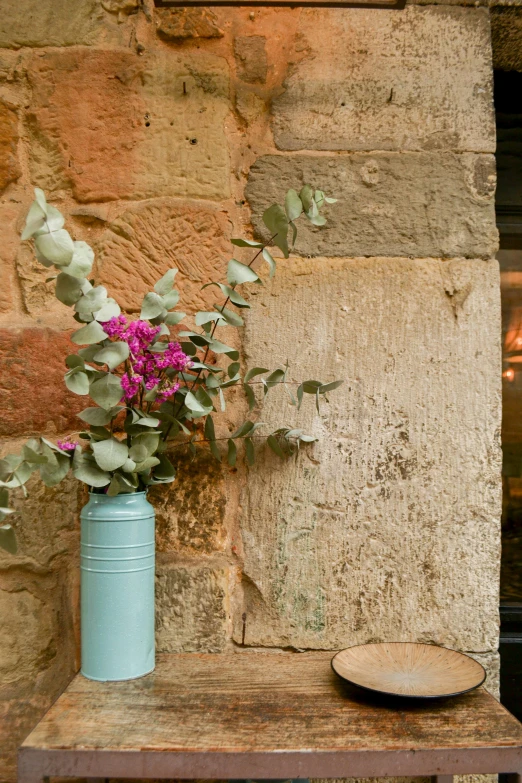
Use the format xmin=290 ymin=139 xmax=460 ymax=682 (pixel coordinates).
xmin=0 ymin=2 xmax=502 ymax=782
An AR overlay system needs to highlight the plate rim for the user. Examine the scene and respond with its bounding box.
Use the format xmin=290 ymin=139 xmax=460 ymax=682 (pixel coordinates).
xmin=330 ymin=641 xmax=487 ymax=700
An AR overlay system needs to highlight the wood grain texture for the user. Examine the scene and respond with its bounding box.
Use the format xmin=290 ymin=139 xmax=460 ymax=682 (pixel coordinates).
xmin=332 ymin=643 xmax=486 ymax=698
xmin=22 ymin=653 xmax=522 ymax=754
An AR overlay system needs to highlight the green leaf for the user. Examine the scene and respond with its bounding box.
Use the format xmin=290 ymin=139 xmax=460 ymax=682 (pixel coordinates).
xmin=244 ymin=383 xmax=256 ymax=411
xmin=154 ymin=268 xmax=178 ymax=296
xmin=93 ymin=341 xmax=130 ymax=371
xmin=162 ymin=290 xmax=180 ymax=310
xmin=267 ymin=434 xmax=285 ymax=458
xmin=227 ymin=259 xmax=260 ymax=286
xmin=77 ymin=406 xmax=121 ymax=425
xmin=21 ymin=199 xmax=46 ymax=240
xmin=208 ymin=338 xmax=238 ymax=357
xmin=165 ymin=312 xmax=186 ymax=326
xmin=66 ymin=241 xmax=94 ymax=279
xmin=89 ymin=374 xmax=123 ymax=409
xmin=262 ymin=248 xmax=276 ymax=278
xmin=209 ymin=439 xmax=221 ymax=462
xmin=227 ymin=439 xmax=237 ymax=467
xmin=75 ymin=285 xmax=108 ymax=314
xmin=152 ymin=455 xmax=175 ymax=481
xmin=230 ymin=238 xmax=263 ymax=248
xmin=65 ymin=368 xmax=90 ymax=395
xmin=263 ymin=204 xmax=289 ymax=258
xmin=302 ymin=380 xmax=323 ymax=393
xmin=185 ymin=391 xmax=212 ymax=416
xmin=231 ymin=420 xmax=255 ymax=439
xmin=265 ymin=368 xmax=285 ymax=389
xmin=40 ymin=452 xmax=70 ymax=487
xmin=65 ymin=354 xmax=85 ymax=370
xmin=195 ymin=311 xmax=226 ymax=328
xmin=92 ymin=437 xmax=129 ymax=471
xmin=203 ymin=282 xmax=250 ymax=308
xmin=228 ymin=362 xmax=240 ymax=378
xmin=0 ymin=525 xmax=17 ymax=554
xmin=94 ymin=299 xmax=120 ymax=321
xmin=71 ymin=320 xmax=107 ymax=345
xmin=297 ymin=383 xmax=304 ymax=410
xmin=34 ymin=229 xmax=74 ymax=266
xmin=245 ymin=437 xmax=255 ymax=466
xmin=214 ymin=306 xmax=244 ymax=327
xmin=22 ymin=445 xmax=47 ymax=465
xmin=204 ymin=415 xmax=216 ymax=441
xmin=244 ymin=367 xmax=269 ymax=383
xmin=141 ymin=292 xmax=165 ymax=320
xmin=129 ymin=432 xmax=160 ymax=463
xmin=55 ymin=272 xmax=84 ymax=306
xmin=73 ymin=459 xmax=111 ymax=488
xmin=285 ymin=189 xmax=303 ymax=222
xmin=319 ymin=380 xmax=344 ymax=394
xmin=299 ymin=184 xmax=314 ymax=213
xmin=299 ymin=434 xmax=317 ymax=443
xmin=134 ymin=456 xmax=160 ymax=472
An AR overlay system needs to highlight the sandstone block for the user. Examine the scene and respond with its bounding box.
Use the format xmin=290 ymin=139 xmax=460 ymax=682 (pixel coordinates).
xmin=149 ymin=450 xmax=226 ymax=555
xmin=28 ymin=48 xmax=230 ymax=202
xmin=0 ymin=328 xmax=84 ymax=437
xmin=246 ymin=154 xmax=498 ymax=259
xmin=156 ymin=8 xmax=224 ymax=40
xmin=96 ymin=200 xmax=232 ymax=313
xmin=0 ymin=99 xmax=20 ymax=194
xmin=234 ymin=257 xmax=501 ymax=652
xmin=0 ymin=0 xmax=104 ymax=48
xmin=234 ymin=36 xmax=268 ymax=84
xmin=272 ymin=6 xmax=494 ymax=153
xmin=156 ymin=558 xmax=229 ymax=652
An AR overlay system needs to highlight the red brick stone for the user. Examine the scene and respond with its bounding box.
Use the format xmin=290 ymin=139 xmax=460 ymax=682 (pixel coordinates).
xmin=0 ymin=99 xmax=20 ymax=194
xmin=0 ymin=328 xmax=84 ymax=437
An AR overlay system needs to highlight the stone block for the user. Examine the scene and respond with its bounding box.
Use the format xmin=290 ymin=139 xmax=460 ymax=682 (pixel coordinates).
xmin=0 ymin=0 xmax=104 ymax=48
xmin=0 ymin=99 xmax=20 ymax=194
xmin=246 ymin=153 xmax=498 ymax=259
xmin=234 ymin=36 xmax=268 ymax=84
xmin=96 ymin=199 xmax=232 ymax=313
xmin=149 ymin=450 xmax=227 ymax=555
xmin=0 ymin=328 xmax=85 ymax=437
xmin=272 ymin=6 xmax=494 ymax=153
xmin=27 ymin=48 xmax=230 ymax=202
xmin=234 ymin=257 xmax=501 ymax=652
xmin=156 ymin=8 xmax=224 ymax=40
xmin=156 ymin=557 xmax=229 ymax=652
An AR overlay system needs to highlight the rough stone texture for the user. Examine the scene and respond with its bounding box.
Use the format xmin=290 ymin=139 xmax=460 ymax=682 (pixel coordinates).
xmin=0 ymin=474 xmax=81 ymax=781
xmin=27 ymin=48 xmax=230 ymax=202
xmin=96 ymin=200 xmax=232 ymax=313
xmin=234 ymin=36 xmax=268 ymax=84
xmin=156 ymin=558 xmax=230 ymax=653
xmin=247 ymin=154 xmax=498 ymax=259
xmin=0 ymin=99 xmax=20 ymax=194
xmin=272 ymin=6 xmax=495 ymax=153
xmin=0 ymin=0 xmax=104 ymax=48
xmin=0 ymin=328 xmax=84 ymax=437
xmin=155 ymin=8 xmax=224 ymax=40
xmin=149 ymin=450 xmax=227 ymax=555
xmin=234 ymin=257 xmax=501 ymax=652
xmin=491 ymin=7 xmax=522 ymax=70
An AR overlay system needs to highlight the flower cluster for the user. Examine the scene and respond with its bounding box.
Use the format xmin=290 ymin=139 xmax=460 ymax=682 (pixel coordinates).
xmin=102 ymin=315 xmax=191 ymax=403
xmin=57 ymin=439 xmax=78 ymax=452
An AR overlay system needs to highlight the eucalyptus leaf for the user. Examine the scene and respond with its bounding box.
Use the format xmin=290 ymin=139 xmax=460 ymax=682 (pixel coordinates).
xmin=262 ymin=248 xmax=276 ymax=278
xmin=152 ymin=455 xmax=175 ymax=481
xmin=195 ymin=311 xmax=226 ymax=328
xmin=319 ymin=380 xmax=344 ymax=394
xmin=299 ymin=184 xmax=314 ymax=213
xmin=227 ymin=259 xmax=260 ymax=287
xmin=265 ymin=368 xmax=285 ymax=389
xmin=21 ymin=199 xmax=46 ymax=240
xmin=73 ymin=459 xmax=111 ymax=487
xmin=262 ymin=204 xmax=289 ymax=258
xmin=65 ymin=368 xmax=90 ymax=395
xmin=134 ymin=456 xmax=160 ymax=473
xmin=40 ymin=452 xmax=70 ymax=487
xmin=244 ymin=383 xmax=256 ymax=411
xmin=66 ymin=241 xmax=94 ymax=279
xmin=154 ymin=268 xmax=178 ymax=296
xmin=204 ymin=415 xmax=216 ymax=441
xmin=65 ymin=354 xmax=85 ymax=370
xmin=89 ymin=374 xmax=123 ymax=409
xmin=227 ymin=439 xmax=237 ymax=467
xmin=230 ymin=238 xmax=263 ymax=248
xmin=245 ymin=437 xmax=255 ymax=466
xmin=162 ymin=290 xmax=180 ymax=310
xmin=202 ymin=282 xmax=250 ymax=308
xmin=228 ymin=362 xmax=240 ymax=378
xmin=55 ymin=273 xmax=84 ymax=306
xmin=95 ymin=299 xmax=121 ymax=322
xmin=93 ymin=341 xmax=130 ymax=371
xmin=165 ymin=312 xmax=186 ymax=326
xmin=71 ymin=320 xmax=107 ymax=345
xmin=34 ymin=228 xmax=74 ymax=266
xmin=302 ymin=380 xmax=323 ymax=393
xmin=231 ymin=420 xmax=255 ymax=439
xmin=129 ymin=433 xmax=160 ymax=463
xmin=214 ymin=306 xmax=244 ymax=327
xmin=209 ymin=439 xmax=221 ymax=462
xmin=92 ymin=437 xmax=129 ymax=471
xmin=22 ymin=445 xmax=47 ymax=465
xmin=285 ymin=189 xmax=303 ymax=222
xmin=78 ymin=407 xmax=119 ymax=426
xmin=75 ymin=285 xmax=108 ymax=314
xmin=244 ymin=367 xmax=269 ymax=383
xmin=141 ymin=292 xmax=165 ymax=320
xmin=267 ymin=434 xmax=285 ymax=458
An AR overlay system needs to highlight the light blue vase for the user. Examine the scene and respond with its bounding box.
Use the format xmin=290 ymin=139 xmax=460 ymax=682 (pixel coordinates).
xmin=80 ymin=491 xmax=155 ymax=682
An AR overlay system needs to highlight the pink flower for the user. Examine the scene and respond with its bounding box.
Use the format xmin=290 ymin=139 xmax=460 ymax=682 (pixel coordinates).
xmin=57 ymin=439 xmax=78 ymax=452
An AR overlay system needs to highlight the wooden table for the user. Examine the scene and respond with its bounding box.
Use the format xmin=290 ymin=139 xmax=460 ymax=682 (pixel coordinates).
xmin=18 ymin=652 xmax=522 ymax=783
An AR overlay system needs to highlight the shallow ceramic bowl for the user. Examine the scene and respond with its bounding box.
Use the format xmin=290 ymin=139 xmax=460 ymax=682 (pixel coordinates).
xmin=331 ymin=642 xmax=486 ymax=699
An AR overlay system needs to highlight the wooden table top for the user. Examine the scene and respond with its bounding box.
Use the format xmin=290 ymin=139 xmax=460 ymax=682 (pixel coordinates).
xmin=19 ymin=652 xmax=522 ymax=781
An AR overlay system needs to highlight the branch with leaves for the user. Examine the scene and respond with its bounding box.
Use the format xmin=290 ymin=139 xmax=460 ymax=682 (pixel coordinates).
xmin=0 ymin=186 xmax=342 ymax=554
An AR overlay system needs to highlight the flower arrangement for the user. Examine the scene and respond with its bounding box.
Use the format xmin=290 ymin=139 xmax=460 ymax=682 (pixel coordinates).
xmin=0 ymin=186 xmax=342 ymax=554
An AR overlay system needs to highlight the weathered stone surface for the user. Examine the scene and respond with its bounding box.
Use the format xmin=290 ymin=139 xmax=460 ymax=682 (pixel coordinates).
xmin=272 ymin=6 xmax=494 ymax=153
xmin=0 ymin=328 xmax=84 ymax=437
xmin=235 ymin=88 xmax=267 ymax=125
xmin=97 ymin=200 xmax=232 ymax=313
xmin=149 ymin=450 xmax=226 ymax=555
xmin=0 ymin=99 xmax=20 ymax=194
xmin=28 ymin=48 xmax=230 ymax=202
xmin=102 ymin=0 xmax=140 ymax=14
xmin=234 ymin=36 xmax=268 ymax=84
xmin=156 ymin=558 xmax=229 ymax=652
xmin=491 ymin=7 xmax=522 ymax=71
xmin=234 ymin=257 xmax=501 ymax=652
xmin=0 ymin=0 xmax=104 ymax=48
xmin=156 ymin=8 xmax=224 ymax=40
xmin=247 ymin=154 xmax=498 ymax=259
